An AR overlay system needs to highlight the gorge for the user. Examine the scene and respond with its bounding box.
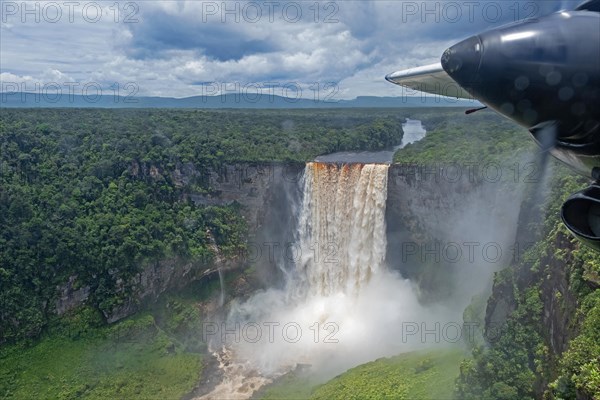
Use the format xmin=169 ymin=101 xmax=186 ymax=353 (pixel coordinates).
xmin=192 ymin=119 xmax=531 ymax=398
xmin=2 ymin=109 xmax=598 ymax=399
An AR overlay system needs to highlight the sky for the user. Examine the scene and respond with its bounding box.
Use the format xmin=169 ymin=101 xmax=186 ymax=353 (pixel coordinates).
xmin=0 ymin=0 xmax=580 ymax=100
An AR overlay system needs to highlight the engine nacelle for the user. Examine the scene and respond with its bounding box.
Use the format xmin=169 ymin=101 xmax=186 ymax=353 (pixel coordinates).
xmin=561 ymin=184 xmax=600 ymax=251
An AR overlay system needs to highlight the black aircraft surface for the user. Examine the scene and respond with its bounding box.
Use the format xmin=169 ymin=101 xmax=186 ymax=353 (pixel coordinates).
xmin=386 ymin=0 xmax=600 ymax=250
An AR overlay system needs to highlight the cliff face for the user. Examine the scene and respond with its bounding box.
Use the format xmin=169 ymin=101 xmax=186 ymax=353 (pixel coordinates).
xmin=387 ymin=163 xmax=598 ymax=398
xmin=537 ymin=233 xmax=580 ymax=356
xmin=54 ymin=159 xmax=594 ymax=393
xmin=101 ymin=257 xmax=241 ymax=323
xmin=385 ymin=164 xmax=525 ymax=306
xmin=484 ymin=226 xmax=599 ymax=398
xmin=184 ymin=163 xmax=303 ymax=232
xmin=55 ymin=162 xmax=304 ymax=322
xmin=56 ymin=159 xmax=529 ymax=322
xmin=186 ymin=162 xmax=304 ymax=287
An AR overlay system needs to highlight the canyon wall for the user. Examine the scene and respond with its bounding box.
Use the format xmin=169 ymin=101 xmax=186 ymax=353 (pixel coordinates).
xmin=55 ymin=158 xmax=595 ymax=387
xmin=55 ymin=162 xmax=304 ymax=322
xmin=385 ymin=163 xmax=524 ymax=307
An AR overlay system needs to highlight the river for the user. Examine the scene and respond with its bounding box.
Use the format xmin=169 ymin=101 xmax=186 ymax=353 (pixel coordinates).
xmin=314 ymin=118 xmax=426 ymax=164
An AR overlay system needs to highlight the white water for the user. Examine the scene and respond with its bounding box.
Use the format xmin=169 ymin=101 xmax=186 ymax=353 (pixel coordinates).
xmin=197 ymin=161 xmax=453 ymax=399
xmin=218 ymin=268 xmax=225 ymax=307
xmin=196 ymin=347 xmax=273 ymax=400
xmin=297 ymin=163 xmax=389 ymax=297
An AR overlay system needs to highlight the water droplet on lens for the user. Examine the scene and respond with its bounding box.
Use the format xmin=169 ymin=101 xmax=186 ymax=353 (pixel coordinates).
xmin=514 ymin=76 xmax=530 ymax=91
xmin=558 ymin=87 xmax=574 ymax=101
xmin=546 ymin=71 xmax=562 ymax=86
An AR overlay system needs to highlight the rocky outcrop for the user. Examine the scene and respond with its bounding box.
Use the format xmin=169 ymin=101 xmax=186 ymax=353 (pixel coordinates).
xmin=128 ymin=160 xmax=304 ymax=232
xmin=483 ymin=271 xmax=516 ymax=338
xmin=55 ymin=276 xmax=91 ymax=315
xmin=538 ymin=233 xmax=581 ymax=356
xmin=55 ymin=253 xmax=241 ymax=322
xmin=489 ymin=231 xmax=581 ymax=341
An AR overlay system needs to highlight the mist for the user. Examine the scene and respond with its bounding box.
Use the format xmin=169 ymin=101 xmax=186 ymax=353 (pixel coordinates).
xmin=199 ymin=136 xmax=538 ymax=398
xmin=226 ymin=269 xmax=452 ymax=379
xmin=206 ymin=162 xmax=458 ymax=387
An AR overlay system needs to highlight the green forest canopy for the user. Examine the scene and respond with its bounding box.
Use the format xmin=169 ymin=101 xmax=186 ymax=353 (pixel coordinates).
xmin=0 ymin=107 xmax=409 ymax=343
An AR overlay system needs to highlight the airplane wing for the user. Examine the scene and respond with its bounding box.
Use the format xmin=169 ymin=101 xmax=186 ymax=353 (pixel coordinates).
xmin=385 ymin=62 xmax=473 ymax=100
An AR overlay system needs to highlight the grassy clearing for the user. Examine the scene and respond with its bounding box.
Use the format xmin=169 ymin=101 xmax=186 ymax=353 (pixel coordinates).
xmin=254 ymin=368 xmax=322 ymax=400
xmin=0 ymin=312 xmax=203 ymax=399
xmin=0 ymin=313 xmax=202 ymax=399
xmin=257 ymin=348 xmax=465 ymax=400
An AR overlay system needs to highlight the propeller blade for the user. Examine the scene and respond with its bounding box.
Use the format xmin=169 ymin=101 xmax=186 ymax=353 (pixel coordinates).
xmin=524 ymin=122 xmax=559 ymax=235
xmin=535 ymin=122 xmax=559 ymax=179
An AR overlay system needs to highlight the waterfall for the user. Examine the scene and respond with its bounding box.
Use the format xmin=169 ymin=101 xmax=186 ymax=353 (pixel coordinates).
xmin=201 ymin=160 xmax=436 ymax=399
xmin=218 ymin=268 xmax=225 ymax=307
xmin=296 ymin=162 xmax=390 ymax=296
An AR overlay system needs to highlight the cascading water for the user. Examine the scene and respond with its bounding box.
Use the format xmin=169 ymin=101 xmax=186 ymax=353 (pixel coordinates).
xmin=195 ymin=116 xmax=528 ymax=398
xmin=297 ymin=162 xmax=389 ymax=297
xmin=217 ymin=267 xmax=225 ymax=307
xmin=197 ymin=160 xmax=443 ymax=400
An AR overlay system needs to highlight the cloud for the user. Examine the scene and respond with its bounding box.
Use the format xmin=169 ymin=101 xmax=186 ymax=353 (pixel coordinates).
xmin=123 ymin=7 xmax=279 ymax=61
xmin=0 ymin=0 xmax=582 ymax=98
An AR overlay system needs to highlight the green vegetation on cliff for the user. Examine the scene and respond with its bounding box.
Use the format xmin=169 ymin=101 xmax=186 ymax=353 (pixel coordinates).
xmin=453 ymin=167 xmax=600 ymax=400
xmin=0 ymin=108 xmax=407 ymax=344
xmin=392 ymin=109 xmax=599 ymax=399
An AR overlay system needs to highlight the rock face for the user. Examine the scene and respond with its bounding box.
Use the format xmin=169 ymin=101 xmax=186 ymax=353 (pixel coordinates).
xmin=537 ymin=233 xmax=580 ymax=356
xmin=55 ymin=162 xmax=304 ymax=322
xmin=55 ymin=276 xmax=91 ymax=315
xmin=101 ymin=257 xmax=242 ymax=324
xmin=186 ymin=163 xmax=304 ymax=232
xmin=386 ymin=162 xmax=593 ymax=396
xmin=54 ymin=158 xmax=586 ymax=374
xmin=385 ymin=163 xmax=525 ymax=306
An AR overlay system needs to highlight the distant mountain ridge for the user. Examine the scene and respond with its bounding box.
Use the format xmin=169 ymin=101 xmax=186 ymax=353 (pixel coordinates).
xmin=0 ymin=92 xmax=478 ymax=108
